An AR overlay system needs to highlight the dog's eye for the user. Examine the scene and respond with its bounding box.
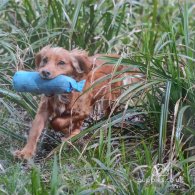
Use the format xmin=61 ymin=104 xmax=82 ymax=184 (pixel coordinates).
xmin=58 ymin=61 xmax=65 ymax=65
xmin=42 ymin=57 xmax=48 ymax=64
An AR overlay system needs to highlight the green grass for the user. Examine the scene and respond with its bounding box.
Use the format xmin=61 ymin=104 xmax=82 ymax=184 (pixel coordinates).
xmin=0 ymin=0 xmax=195 ymax=194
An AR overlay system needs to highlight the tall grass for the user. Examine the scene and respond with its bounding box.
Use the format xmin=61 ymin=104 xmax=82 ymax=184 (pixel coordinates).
xmin=0 ymin=0 xmax=195 ymax=194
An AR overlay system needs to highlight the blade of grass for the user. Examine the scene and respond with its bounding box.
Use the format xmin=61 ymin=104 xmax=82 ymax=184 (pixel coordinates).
xmin=158 ymin=80 xmax=171 ymax=163
xmin=50 ymin=154 xmax=59 ymax=195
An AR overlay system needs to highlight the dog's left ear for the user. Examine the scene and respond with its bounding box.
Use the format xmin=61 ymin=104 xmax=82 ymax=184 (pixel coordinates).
xmin=71 ymin=50 xmax=92 ymax=74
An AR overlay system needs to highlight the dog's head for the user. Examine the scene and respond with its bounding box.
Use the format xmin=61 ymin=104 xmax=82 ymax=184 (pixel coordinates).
xmin=35 ymin=46 xmax=92 ymax=80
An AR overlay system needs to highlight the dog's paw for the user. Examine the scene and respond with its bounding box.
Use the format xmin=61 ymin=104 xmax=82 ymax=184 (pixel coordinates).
xmin=14 ymin=149 xmax=34 ymax=160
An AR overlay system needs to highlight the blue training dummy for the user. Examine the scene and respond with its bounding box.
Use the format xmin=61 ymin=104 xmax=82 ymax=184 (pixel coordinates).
xmin=13 ymin=71 xmax=86 ymax=96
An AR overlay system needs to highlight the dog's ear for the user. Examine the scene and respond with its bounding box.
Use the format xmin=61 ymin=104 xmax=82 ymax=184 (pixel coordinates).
xmin=35 ymin=45 xmax=51 ymax=66
xmin=35 ymin=52 xmax=42 ymax=66
xmin=71 ymin=50 xmax=92 ymax=74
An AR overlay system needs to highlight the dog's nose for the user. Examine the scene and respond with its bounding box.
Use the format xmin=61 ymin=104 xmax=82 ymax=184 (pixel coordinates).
xmin=41 ymin=70 xmax=51 ymax=79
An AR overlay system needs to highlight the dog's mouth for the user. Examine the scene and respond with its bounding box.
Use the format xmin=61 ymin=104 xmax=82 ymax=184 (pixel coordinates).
xmin=40 ymin=74 xmax=53 ymax=80
xmin=39 ymin=70 xmax=70 ymax=80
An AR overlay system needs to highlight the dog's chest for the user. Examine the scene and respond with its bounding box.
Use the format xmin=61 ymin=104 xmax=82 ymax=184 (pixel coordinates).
xmin=51 ymin=94 xmax=71 ymax=116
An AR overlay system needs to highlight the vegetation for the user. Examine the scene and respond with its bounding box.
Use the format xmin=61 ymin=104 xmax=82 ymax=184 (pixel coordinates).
xmin=0 ymin=0 xmax=195 ymax=194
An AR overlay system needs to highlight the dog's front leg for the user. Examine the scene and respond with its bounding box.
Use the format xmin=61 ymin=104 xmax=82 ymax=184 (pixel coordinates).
xmin=15 ymin=98 xmax=49 ymax=160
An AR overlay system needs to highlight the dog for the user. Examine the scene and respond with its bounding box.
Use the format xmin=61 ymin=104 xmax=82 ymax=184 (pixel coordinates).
xmin=14 ymin=46 xmax=131 ymax=160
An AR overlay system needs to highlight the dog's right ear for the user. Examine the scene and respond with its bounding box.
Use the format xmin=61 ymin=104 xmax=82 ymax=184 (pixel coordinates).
xmin=35 ymin=52 xmax=41 ymax=66
xmin=35 ymin=45 xmax=51 ymax=66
